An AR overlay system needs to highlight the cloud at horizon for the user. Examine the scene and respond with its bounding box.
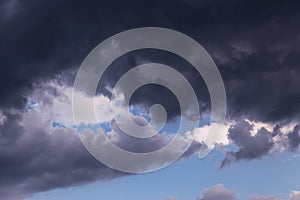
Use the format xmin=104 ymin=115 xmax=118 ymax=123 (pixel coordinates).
xmin=168 ymin=184 xmax=300 ymax=200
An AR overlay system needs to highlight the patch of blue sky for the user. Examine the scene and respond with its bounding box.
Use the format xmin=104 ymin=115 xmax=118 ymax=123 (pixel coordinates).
xmin=73 ymin=122 xmax=112 ymax=134
xmin=129 ymin=105 xmax=151 ymax=122
xmin=129 ymin=105 xmax=179 ymax=134
xmin=99 ymin=122 xmax=112 ymax=133
xmin=223 ymin=144 xmax=239 ymax=152
xmin=52 ymin=121 xmax=67 ymax=128
xmin=24 ymin=100 xmax=38 ymax=112
xmin=157 ymin=114 xmax=212 ymax=136
xmin=159 ymin=116 xmax=180 ymax=134
xmin=198 ymin=115 xmax=211 ymax=127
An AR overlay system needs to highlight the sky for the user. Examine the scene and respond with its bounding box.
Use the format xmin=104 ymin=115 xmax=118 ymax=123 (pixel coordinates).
xmin=1 ymin=0 xmax=300 ymax=199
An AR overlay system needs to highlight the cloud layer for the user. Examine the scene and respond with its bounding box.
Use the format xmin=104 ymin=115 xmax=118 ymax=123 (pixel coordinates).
xmin=1 ymin=0 xmax=300 ymax=199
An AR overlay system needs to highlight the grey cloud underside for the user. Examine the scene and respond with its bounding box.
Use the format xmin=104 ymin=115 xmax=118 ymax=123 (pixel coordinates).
xmin=109 ymin=119 xmax=201 ymax=155
xmin=287 ymin=125 xmax=300 ymax=152
xmin=221 ymin=120 xmax=300 ymax=168
xmin=0 ymin=109 xmax=201 ymax=199
xmin=0 ymin=112 xmax=125 ymax=199
xmin=221 ymin=120 xmax=274 ymax=168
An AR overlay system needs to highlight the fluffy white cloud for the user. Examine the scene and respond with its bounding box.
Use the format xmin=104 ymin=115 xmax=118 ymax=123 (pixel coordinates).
xmin=169 ymin=184 xmax=299 ymax=200
xmin=197 ymin=184 xmax=237 ymax=200
xmin=165 ymin=196 xmax=177 ymax=200
xmin=289 ymin=191 xmax=300 ymax=200
xmin=187 ymin=122 xmax=232 ymax=147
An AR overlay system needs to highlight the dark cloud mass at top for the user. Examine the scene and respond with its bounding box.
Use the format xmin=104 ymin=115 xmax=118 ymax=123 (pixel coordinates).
xmin=0 ymin=0 xmax=300 ymax=123
xmin=1 ymin=0 xmax=300 ymax=199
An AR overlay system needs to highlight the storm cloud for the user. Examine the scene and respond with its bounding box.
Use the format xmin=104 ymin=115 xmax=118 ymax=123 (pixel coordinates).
xmin=0 ymin=113 xmax=125 ymax=200
xmin=0 ymin=80 xmax=202 ymax=199
xmin=2 ymin=0 xmax=300 ymax=199
xmin=0 ymin=0 xmax=300 ymax=123
xmin=287 ymin=125 xmax=300 ymax=152
xmin=221 ymin=120 xmax=275 ymax=168
xmin=221 ymin=120 xmax=300 ymax=168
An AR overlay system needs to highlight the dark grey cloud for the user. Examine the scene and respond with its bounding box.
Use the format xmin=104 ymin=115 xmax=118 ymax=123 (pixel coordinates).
xmin=0 ymin=96 xmax=201 ymax=199
xmin=0 ymin=111 xmax=23 ymax=146
xmin=103 ymin=49 xmax=209 ymax=121
xmin=99 ymin=0 xmax=300 ymax=124
xmin=0 ymin=111 xmax=125 ymax=200
xmin=287 ymin=125 xmax=300 ymax=152
xmin=109 ymin=118 xmax=170 ymax=153
xmin=220 ymin=120 xmax=300 ymax=168
xmin=221 ymin=120 xmax=275 ymax=168
xmin=200 ymin=0 xmax=300 ymax=123
xmin=0 ymin=0 xmax=300 ymax=124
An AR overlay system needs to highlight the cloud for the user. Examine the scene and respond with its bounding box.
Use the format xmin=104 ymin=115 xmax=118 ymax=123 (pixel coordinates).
xmin=218 ymin=119 xmax=300 ymax=168
xmin=1 ymin=0 xmax=300 ymax=126
xmin=0 ymin=81 xmax=129 ymax=199
xmin=289 ymin=191 xmax=300 ymax=200
xmin=287 ymin=125 xmax=300 ymax=151
xmin=0 ymin=79 xmax=202 ymax=199
xmin=0 ymin=78 xmax=298 ymax=199
xmin=248 ymin=190 xmax=300 ymax=200
xmin=0 ymin=112 xmax=125 ymax=200
xmin=2 ymin=0 xmax=300 ymax=198
xmin=0 ymin=0 xmax=19 ymax=22
xmin=165 ymin=196 xmax=177 ymax=200
xmin=169 ymin=184 xmax=299 ymax=200
xmin=221 ymin=120 xmax=275 ymax=168
xmin=248 ymin=196 xmax=284 ymax=200
xmin=196 ymin=184 xmax=237 ymax=200
xmin=188 ymin=122 xmax=232 ymax=147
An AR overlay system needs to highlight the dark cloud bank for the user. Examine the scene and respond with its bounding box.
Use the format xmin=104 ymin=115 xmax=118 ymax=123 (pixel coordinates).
xmin=1 ymin=0 xmax=300 ymax=122
xmin=1 ymin=0 xmax=300 ymax=199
